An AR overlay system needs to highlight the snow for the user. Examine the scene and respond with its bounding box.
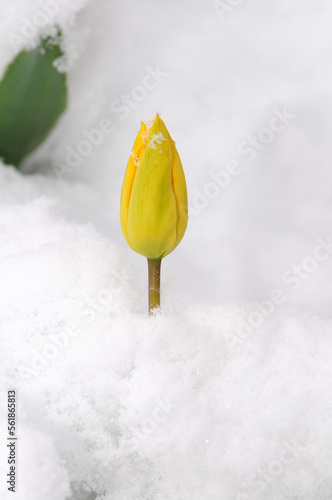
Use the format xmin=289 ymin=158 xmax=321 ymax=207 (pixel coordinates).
xmin=147 ymin=132 xmax=167 ymax=151
xmin=1 ymin=0 xmax=332 ymax=499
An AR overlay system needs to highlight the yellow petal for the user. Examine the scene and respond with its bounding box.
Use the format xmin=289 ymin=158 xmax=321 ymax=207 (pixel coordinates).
xmin=160 ymin=120 xmax=188 ymax=257
xmin=120 ymin=121 xmax=147 ymax=251
xmin=127 ymin=116 xmax=177 ymax=258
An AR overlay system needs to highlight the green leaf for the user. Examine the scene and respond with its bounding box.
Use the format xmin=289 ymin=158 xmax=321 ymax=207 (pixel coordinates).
xmin=0 ymin=37 xmax=67 ymax=167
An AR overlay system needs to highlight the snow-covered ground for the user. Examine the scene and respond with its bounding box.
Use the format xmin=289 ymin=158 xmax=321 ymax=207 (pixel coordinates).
xmin=1 ymin=1 xmax=332 ymax=499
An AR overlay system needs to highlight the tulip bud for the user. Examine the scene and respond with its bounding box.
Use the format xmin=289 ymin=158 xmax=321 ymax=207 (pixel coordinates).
xmin=120 ymin=114 xmax=188 ymax=259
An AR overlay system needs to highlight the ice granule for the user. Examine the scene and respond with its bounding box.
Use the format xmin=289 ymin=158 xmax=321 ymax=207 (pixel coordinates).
xmin=147 ymin=132 xmax=167 ymax=151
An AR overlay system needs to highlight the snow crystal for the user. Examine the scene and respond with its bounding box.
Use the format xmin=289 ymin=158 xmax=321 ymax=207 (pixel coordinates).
xmin=144 ymin=113 xmax=158 ymax=134
xmin=130 ymin=150 xmax=141 ymax=167
xmin=147 ymin=132 xmax=167 ymax=152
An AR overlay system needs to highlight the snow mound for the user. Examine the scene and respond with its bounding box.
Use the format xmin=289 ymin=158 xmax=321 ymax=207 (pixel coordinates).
xmin=0 ymin=165 xmax=331 ymax=500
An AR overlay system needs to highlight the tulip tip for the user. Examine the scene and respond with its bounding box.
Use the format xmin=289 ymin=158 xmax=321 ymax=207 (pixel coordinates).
xmin=144 ymin=112 xmax=159 ymax=129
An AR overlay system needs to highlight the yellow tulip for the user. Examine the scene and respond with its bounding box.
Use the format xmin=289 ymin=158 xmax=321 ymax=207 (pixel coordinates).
xmin=120 ymin=114 xmax=188 ymax=259
xmin=120 ymin=114 xmax=188 ymax=312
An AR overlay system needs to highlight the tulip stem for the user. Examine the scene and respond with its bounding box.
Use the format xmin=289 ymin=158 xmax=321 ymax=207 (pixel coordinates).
xmin=147 ymin=258 xmax=161 ymax=313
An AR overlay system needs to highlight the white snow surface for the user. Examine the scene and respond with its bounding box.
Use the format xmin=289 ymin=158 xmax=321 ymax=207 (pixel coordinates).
xmin=1 ymin=1 xmax=332 ymax=499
